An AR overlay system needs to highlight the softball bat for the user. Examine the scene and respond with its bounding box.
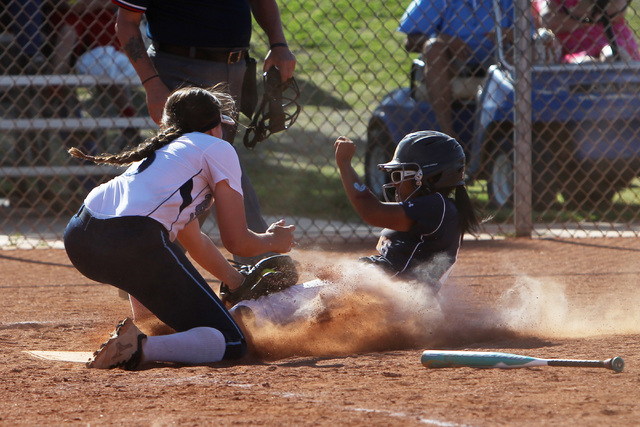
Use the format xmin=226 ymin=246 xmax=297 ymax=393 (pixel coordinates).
xmin=421 ymin=350 xmax=624 ymax=373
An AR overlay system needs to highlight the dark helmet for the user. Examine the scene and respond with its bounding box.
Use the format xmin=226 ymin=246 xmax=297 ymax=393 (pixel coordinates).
xmin=378 ymin=130 xmax=465 ymax=198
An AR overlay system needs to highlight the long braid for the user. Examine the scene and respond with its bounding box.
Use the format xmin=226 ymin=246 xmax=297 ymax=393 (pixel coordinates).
xmin=69 ymin=128 xmax=185 ymax=166
xmin=68 ymin=84 xmax=235 ymax=166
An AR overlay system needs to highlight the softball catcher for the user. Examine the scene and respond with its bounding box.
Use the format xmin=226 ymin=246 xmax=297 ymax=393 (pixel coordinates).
xmin=64 ymin=86 xmax=295 ymax=370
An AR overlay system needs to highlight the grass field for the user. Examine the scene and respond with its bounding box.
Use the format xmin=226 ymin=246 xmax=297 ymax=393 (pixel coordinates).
xmin=257 ymin=0 xmax=410 ymax=109
xmin=234 ymin=1 xmax=408 ymax=221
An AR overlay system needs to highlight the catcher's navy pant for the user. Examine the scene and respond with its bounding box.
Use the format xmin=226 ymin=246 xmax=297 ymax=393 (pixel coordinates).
xmin=64 ymin=206 xmax=247 ymax=360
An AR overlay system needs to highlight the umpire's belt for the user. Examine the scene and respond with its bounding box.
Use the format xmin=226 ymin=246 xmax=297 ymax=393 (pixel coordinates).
xmin=154 ymin=42 xmax=248 ymax=64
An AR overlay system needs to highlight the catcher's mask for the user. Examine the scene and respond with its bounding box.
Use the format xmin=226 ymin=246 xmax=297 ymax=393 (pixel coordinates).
xmin=243 ymin=67 xmax=301 ymax=149
xmin=378 ymin=130 xmax=466 ymax=202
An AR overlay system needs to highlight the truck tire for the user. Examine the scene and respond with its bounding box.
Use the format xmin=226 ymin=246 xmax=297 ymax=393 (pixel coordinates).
xmin=487 ymin=146 xmax=513 ymax=208
xmin=487 ymin=136 xmax=560 ymax=210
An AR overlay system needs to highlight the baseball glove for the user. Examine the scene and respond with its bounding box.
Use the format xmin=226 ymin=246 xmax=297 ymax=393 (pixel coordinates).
xmin=219 ymin=254 xmax=299 ymax=307
xmin=243 ymin=67 xmax=301 ymax=149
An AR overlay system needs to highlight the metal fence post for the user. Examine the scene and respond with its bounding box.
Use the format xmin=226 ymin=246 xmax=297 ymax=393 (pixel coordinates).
xmin=513 ymin=0 xmax=533 ymax=237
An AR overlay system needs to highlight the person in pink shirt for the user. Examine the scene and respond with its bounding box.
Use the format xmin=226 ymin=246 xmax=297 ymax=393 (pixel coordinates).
xmin=534 ymin=0 xmax=639 ymax=62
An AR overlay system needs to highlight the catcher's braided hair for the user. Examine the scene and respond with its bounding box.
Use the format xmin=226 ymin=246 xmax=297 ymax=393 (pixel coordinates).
xmin=68 ymin=85 xmax=236 ymax=166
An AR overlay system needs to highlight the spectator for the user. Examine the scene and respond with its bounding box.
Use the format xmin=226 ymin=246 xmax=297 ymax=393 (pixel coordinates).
xmin=112 ymin=0 xmax=296 ymax=264
xmin=50 ymin=0 xmax=139 ymax=148
xmin=0 ymin=0 xmax=47 ymax=74
xmin=0 ymin=0 xmax=48 ymax=210
xmin=535 ymin=0 xmax=639 ymax=62
xmin=398 ymin=0 xmax=514 ymax=140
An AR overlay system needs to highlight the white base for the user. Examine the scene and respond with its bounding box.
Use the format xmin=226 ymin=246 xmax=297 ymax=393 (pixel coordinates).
xmin=25 ymin=350 xmax=93 ymax=363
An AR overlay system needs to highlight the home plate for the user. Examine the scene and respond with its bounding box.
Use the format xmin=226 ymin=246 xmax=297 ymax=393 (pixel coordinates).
xmin=25 ymin=351 xmax=93 ymax=363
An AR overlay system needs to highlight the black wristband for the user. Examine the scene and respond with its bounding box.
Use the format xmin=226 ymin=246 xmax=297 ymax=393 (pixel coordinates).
xmin=270 ymin=42 xmax=288 ymax=49
xmin=141 ymin=74 xmax=160 ymax=85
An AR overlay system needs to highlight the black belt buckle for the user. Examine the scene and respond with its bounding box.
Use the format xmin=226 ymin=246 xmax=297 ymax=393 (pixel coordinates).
xmin=228 ymin=51 xmax=243 ymax=64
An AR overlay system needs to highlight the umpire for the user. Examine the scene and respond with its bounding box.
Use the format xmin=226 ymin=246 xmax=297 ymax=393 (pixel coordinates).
xmin=112 ymin=0 xmax=296 ymax=264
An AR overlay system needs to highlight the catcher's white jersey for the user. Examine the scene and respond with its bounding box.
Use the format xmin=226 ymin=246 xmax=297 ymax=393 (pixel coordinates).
xmin=84 ymin=132 xmax=243 ymax=241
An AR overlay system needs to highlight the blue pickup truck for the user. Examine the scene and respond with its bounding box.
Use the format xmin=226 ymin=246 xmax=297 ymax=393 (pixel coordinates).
xmin=365 ymin=44 xmax=640 ymax=210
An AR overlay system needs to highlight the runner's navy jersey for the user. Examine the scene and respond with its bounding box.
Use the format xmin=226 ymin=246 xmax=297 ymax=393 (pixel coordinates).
xmin=363 ymin=192 xmax=461 ymax=288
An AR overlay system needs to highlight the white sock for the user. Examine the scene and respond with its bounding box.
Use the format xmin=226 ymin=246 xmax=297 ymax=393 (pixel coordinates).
xmin=140 ymin=327 xmax=227 ymax=365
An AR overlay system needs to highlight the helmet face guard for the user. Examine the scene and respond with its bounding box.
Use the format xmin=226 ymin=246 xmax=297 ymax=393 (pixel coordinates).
xmin=379 ymin=163 xmax=423 ymax=202
xmin=378 ymin=131 xmax=466 ymax=202
xmin=243 ymin=67 xmax=301 ymax=149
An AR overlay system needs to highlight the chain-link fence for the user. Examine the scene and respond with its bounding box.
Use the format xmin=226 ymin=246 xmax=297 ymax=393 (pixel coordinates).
xmin=1 ymin=0 xmax=639 ymax=249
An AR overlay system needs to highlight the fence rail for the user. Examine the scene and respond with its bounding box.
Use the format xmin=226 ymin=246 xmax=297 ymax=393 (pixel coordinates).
xmin=0 ymin=117 xmax=154 ymax=131
xmin=0 ymin=74 xmax=141 ymax=87
xmin=0 ymin=165 xmax=120 ymax=178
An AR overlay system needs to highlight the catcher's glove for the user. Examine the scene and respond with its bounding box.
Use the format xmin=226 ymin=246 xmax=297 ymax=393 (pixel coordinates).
xmin=243 ymin=67 xmax=301 ymax=149
xmin=219 ymin=254 xmax=299 ymax=307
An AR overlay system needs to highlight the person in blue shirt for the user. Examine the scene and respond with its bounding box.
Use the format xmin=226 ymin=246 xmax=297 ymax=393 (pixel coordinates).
xmin=398 ymin=0 xmax=514 ymax=140
xmin=2 ymin=0 xmax=46 ymax=73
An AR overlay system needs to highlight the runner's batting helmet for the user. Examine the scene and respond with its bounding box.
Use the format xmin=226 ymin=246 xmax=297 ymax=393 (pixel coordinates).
xmin=378 ymin=130 xmax=465 ymax=201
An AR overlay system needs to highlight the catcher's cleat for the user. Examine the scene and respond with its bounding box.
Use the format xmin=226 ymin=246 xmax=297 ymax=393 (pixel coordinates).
xmin=220 ymin=255 xmax=299 ymax=307
xmin=87 ymin=317 xmax=147 ymax=370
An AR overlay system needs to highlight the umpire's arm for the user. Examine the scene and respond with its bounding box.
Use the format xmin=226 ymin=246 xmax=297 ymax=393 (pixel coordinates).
xmin=249 ymin=0 xmax=296 ymax=80
xmin=115 ymin=7 xmax=170 ymax=124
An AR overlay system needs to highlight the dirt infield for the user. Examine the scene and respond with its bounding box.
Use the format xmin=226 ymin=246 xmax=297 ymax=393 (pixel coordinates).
xmin=1 ymin=238 xmax=639 ymax=426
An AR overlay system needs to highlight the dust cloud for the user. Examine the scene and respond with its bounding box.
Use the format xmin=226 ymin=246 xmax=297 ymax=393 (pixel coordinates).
xmin=244 ymin=255 xmax=495 ymax=360
xmin=497 ymin=276 xmax=640 ymax=338
xmin=244 ymin=255 xmax=640 ymax=360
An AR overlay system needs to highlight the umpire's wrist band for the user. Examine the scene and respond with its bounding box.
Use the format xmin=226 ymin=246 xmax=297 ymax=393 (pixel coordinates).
xmin=270 ymin=43 xmax=288 ymax=49
xmin=142 ymin=74 xmax=160 ymax=85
